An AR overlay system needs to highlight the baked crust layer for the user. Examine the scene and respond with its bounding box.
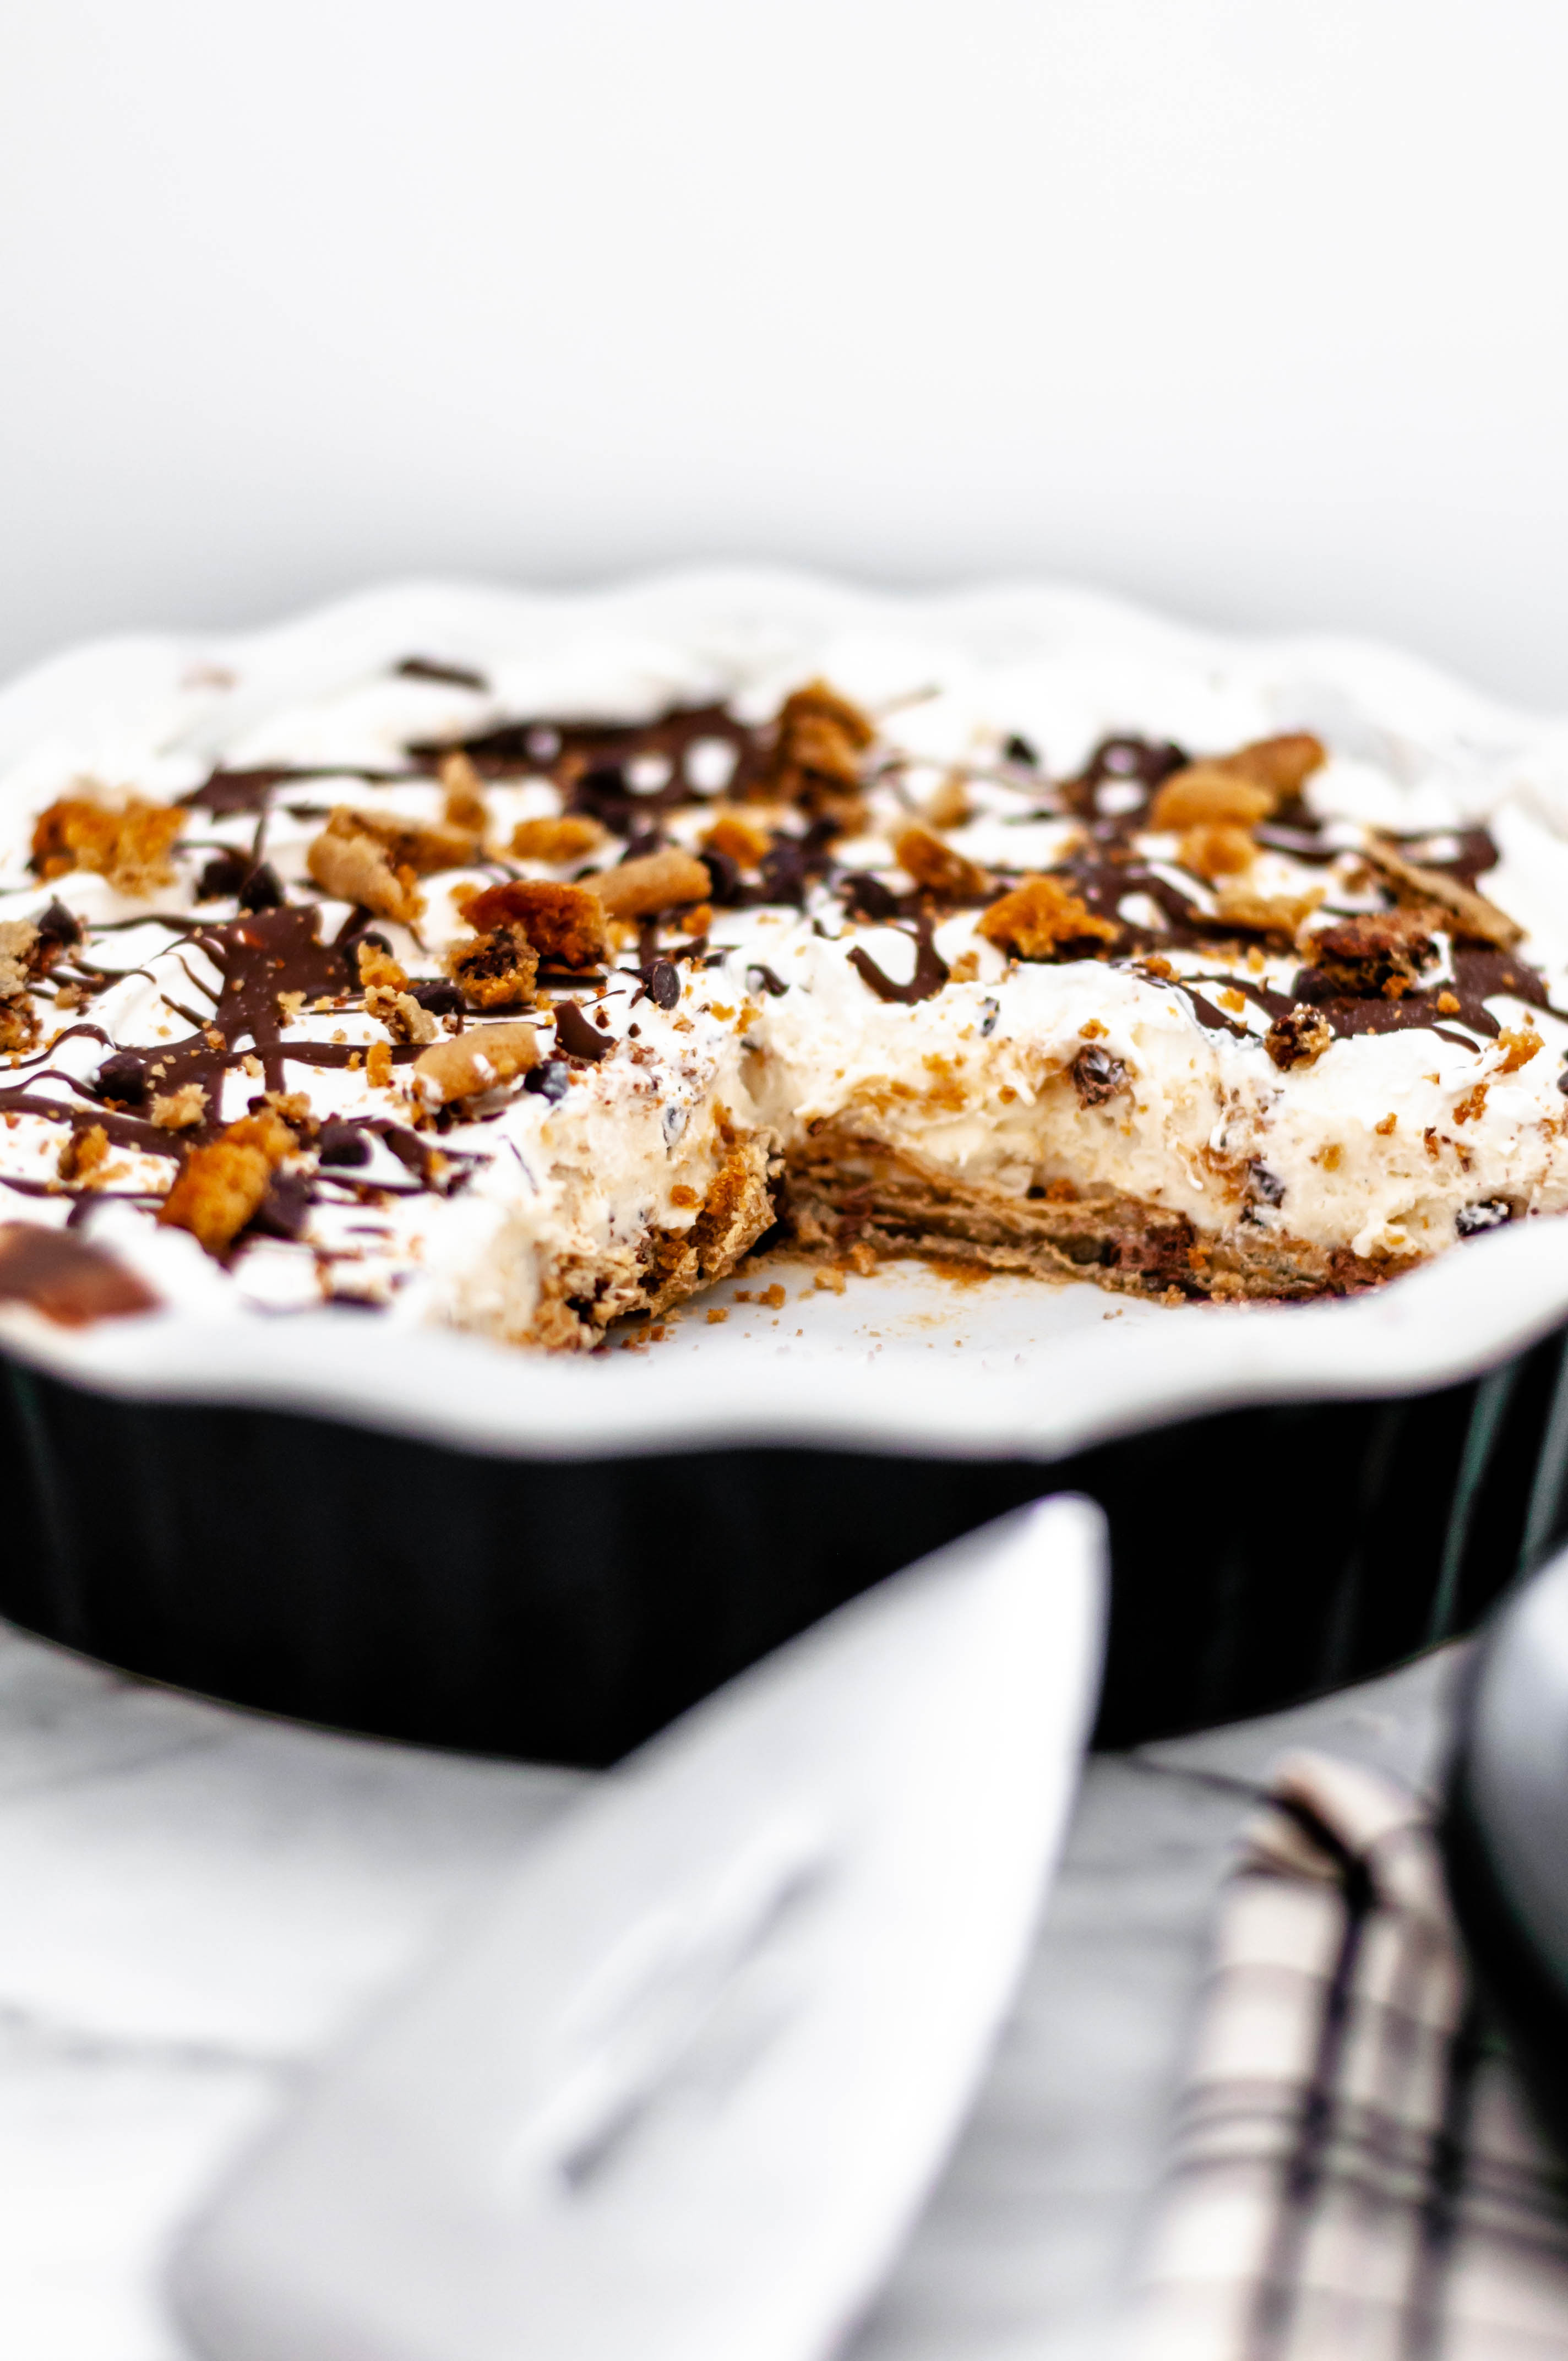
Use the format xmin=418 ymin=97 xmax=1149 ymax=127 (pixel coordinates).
xmin=783 ymin=1130 xmax=1405 ymax=1303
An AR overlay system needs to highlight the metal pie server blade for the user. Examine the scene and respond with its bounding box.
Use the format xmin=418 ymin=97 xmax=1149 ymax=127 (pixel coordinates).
xmin=170 ymin=1493 xmax=1107 ymax=2361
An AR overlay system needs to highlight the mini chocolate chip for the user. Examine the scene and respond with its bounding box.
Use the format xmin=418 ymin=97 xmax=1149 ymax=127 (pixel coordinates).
xmin=197 ymin=850 xmax=251 ymax=901
xmin=623 ymin=826 xmax=663 ymax=862
xmin=237 ymin=861 xmax=284 ymax=912
xmin=248 ymin=1169 xmax=313 ymax=1240
xmin=380 ymin=1125 xmax=428 ymax=1176
xmin=746 ymin=962 xmax=790 ymax=998
xmin=410 ymin=978 xmax=464 ymax=1014
xmin=317 ymin=1120 xmax=371 ymax=1167
xmin=644 ymin=958 xmax=680 ymax=1011
xmin=1456 ymin=1198 xmax=1513 ymax=1237
xmin=94 ymin=1051 xmax=149 ymax=1106
xmin=1004 ymin=733 xmax=1038 ymax=767
xmin=524 ymin=1058 xmax=571 ymax=1102
xmin=1249 ymin=1161 xmax=1285 ymax=1206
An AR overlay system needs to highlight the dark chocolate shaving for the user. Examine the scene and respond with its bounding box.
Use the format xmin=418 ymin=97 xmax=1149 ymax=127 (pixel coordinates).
xmin=237 ymin=862 xmax=284 ymax=913
xmin=746 ymin=963 xmax=789 ymax=998
xmin=94 ymin=1051 xmax=150 ymax=1107
xmin=197 ymin=850 xmax=251 ymax=901
xmin=0 ymin=1222 xmax=157 ymax=1325
xmin=409 ymin=978 xmax=464 ymax=1016
xmin=553 ymin=999 xmax=615 ymax=1062
xmin=317 ymin=1120 xmax=372 ymax=1167
xmin=247 ymin=1170 xmax=313 ymax=1240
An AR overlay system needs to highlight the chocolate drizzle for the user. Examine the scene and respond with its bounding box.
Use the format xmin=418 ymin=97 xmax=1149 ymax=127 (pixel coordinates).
xmin=395 ymin=655 xmax=489 ymax=691
xmin=418 ymin=704 xmax=767 ymax=833
xmin=847 ymin=916 xmax=951 ymax=1006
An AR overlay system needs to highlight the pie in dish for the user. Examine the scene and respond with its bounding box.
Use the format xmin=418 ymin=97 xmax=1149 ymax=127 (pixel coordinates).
xmin=2 ymin=595 xmax=1567 ymax=1348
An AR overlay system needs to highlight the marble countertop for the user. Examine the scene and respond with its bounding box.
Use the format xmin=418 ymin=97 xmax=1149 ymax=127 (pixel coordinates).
xmin=0 ymin=1618 xmax=1460 ymax=2361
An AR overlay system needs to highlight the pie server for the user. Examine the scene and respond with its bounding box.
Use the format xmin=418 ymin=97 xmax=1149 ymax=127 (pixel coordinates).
xmin=168 ymin=1493 xmax=1106 ymax=2361
xmin=1444 ymin=1535 xmax=1568 ymax=2153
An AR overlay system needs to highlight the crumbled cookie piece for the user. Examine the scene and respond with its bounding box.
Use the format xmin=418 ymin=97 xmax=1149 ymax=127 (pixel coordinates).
xmin=31 ymin=793 xmax=183 ymax=897
xmin=1209 ymin=732 xmax=1326 ymax=797
xmin=1362 ymin=836 xmax=1525 ymax=951
xmin=341 ymin=805 xmax=480 ymax=874
xmin=0 ymin=996 xmax=39 ymax=1054
xmin=922 ymin=772 xmax=972 ymax=830
xmin=151 ymin=1083 xmax=209 ymax=1130
xmin=1212 ymin=885 xmax=1324 ymax=940
xmin=412 ymin=1021 xmax=540 ymax=1109
xmin=702 ymin=811 xmax=772 ymax=869
xmin=58 ymin=1123 xmax=111 ymax=1182
xmin=355 ymin=940 xmax=408 ymax=992
xmin=589 ymin=848 xmax=712 ymax=923
xmin=508 ymin=814 xmax=607 ymax=864
xmin=365 ymin=1040 xmax=394 ymax=1090
xmin=437 ymin=750 xmax=489 ymax=839
xmin=364 ymin=985 xmax=441 ymax=1043
xmin=0 ymin=920 xmax=39 ymax=999
xmin=894 ymin=825 xmax=990 ymax=899
xmin=442 ymin=924 xmax=540 ymax=1011
xmin=1265 ymin=1004 xmax=1333 ymax=1070
xmin=1151 ymin=770 xmax=1275 ymax=833
xmin=1495 ymin=1024 xmax=1543 ymax=1074
xmin=1299 ymin=911 xmax=1435 ymax=1000
xmin=460 ymin=879 xmax=608 ymax=968
xmin=306 ymin=811 xmax=424 ymax=924
xmin=1179 ymin=823 xmax=1256 ymax=880
xmin=978 ymin=875 xmax=1119 ymax=961
xmin=760 ymin=680 xmax=875 ymax=820
xmin=157 ymin=1109 xmax=298 ymax=1255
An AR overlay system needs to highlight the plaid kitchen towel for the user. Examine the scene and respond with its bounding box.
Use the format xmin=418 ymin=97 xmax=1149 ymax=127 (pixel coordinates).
xmin=1137 ymin=1753 xmax=1568 ymax=2361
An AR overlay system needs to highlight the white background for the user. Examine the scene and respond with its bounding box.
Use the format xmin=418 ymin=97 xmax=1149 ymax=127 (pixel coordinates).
xmin=3 ymin=0 xmax=1567 ymax=706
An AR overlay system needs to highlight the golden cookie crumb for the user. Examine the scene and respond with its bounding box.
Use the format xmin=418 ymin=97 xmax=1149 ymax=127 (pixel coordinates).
xmin=509 ymin=814 xmax=607 ymax=864
xmin=977 ymin=875 xmax=1118 ymax=962
xmin=151 ymin=1083 xmax=209 ymax=1130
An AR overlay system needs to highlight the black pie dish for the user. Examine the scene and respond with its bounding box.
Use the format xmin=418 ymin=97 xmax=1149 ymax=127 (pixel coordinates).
xmin=6 ymin=1256 xmax=1568 ymax=1765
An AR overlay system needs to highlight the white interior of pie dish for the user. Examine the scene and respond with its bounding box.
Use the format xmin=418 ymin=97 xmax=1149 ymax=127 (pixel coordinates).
xmin=6 ymin=568 xmax=1568 ymax=1465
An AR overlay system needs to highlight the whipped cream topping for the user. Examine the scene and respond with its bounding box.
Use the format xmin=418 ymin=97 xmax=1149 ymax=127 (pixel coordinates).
xmin=2 ymin=581 xmax=1567 ymax=1340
